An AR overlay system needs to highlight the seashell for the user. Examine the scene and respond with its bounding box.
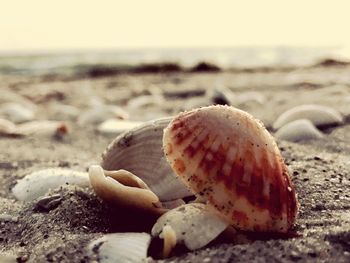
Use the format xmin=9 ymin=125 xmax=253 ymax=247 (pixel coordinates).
xmin=16 ymin=121 xmax=69 ymax=137
xmin=275 ymin=119 xmax=324 ymax=142
xmin=78 ymin=105 xmax=129 ymax=126
xmin=152 ymin=203 xmax=229 ymax=251
xmin=161 ymin=225 xmax=177 ymax=258
xmin=89 ymin=165 xmax=165 ymax=214
xmin=127 ymin=95 xmax=164 ymax=109
xmin=87 ymin=232 xmax=151 ymax=263
xmin=163 ymin=105 xmax=298 ymax=233
xmin=0 ymin=103 xmax=35 ymax=123
xmin=0 ymin=118 xmax=19 ymax=136
xmin=102 ymin=117 xmax=192 ymax=201
xmin=97 ymin=119 xmax=144 ymax=135
xmin=236 ymin=92 xmax=265 ymax=106
xmin=49 ymin=104 xmax=80 ymax=121
xmin=12 ymin=168 xmax=90 ymax=201
xmin=209 ymin=86 xmax=236 ymax=106
xmin=273 ymin=104 xmax=343 ymax=130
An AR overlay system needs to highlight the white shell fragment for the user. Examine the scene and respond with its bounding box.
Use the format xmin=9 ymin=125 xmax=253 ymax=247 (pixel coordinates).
xmin=16 ymin=121 xmax=69 ymax=137
xmin=87 ymin=232 xmax=151 ymax=263
xmin=0 ymin=118 xmax=18 ymax=136
xmin=0 ymin=103 xmax=35 ymax=123
xmin=89 ymin=165 xmax=165 ymax=214
xmin=97 ymin=119 xmax=144 ymax=135
xmin=101 ymin=117 xmax=192 ymax=201
xmin=78 ymin=105 xmax=129 ymax=126
xmin=12 ymin=169 xmax=90 ymax=201
xmin=275 ymin=119 xmax=324 ymax=142
xmin=162 ymin=225 xmax=177 ymax=258
xmin=273 ymin=104 xmax=343 ymax=130
xmin=152 ymin=203 xmax=229 ymax=251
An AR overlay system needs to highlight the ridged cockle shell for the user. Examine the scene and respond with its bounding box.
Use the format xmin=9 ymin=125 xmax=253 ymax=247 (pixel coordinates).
xmin=163 ymin=105 xmax=298 ymax=233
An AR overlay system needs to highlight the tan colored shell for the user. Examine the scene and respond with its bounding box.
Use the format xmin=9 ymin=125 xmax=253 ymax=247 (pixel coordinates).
xmin=88 ymin=165 xmax=166 ymax=215
xmin=163 ymin=105 xmax=298 ymax=233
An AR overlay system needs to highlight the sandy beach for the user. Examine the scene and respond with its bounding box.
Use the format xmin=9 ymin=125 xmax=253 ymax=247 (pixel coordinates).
xmin=0 ymin=64 xmax=350 ymax=262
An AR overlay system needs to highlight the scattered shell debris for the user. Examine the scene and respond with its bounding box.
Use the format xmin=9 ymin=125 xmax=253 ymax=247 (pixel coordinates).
xmin=273 ymin=104 xmax=343 ymax=130
xmin=275 ymin=119 xmax=324 ymax=142
xmin=12 ymin=168 xmax=90 ymax=201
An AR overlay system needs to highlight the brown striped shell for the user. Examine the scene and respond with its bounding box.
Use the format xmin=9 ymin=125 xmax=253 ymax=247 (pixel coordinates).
xmin=163 ymin=105 xmax=298 ymax=233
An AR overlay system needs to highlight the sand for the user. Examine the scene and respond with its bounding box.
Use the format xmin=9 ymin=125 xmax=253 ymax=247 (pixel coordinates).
xmin=0 ymin=66 xmax=349 ymax=262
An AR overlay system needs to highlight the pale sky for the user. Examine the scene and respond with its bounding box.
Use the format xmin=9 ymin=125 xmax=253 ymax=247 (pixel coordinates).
xmin=1 ymin=0 xmax=350 ymax=52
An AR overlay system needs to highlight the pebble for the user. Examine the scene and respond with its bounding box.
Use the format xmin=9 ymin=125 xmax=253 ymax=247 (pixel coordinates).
xmin=0 ymin=214 xmax=18 ymax=222
xmin=273 ymin=104 xmax=343 ymax=130
xmin=275 ymin=119 xmax=324 ymax=142
xmin=34 ymin=194 xmax=62 ymax=212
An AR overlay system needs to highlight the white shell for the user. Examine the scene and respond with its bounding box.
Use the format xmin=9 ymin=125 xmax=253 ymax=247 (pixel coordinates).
xmin=78 ymin=105 xmax=129 ymax=126
xmin=97 ymin=119 xmax=144 ymax=135
xmin=0 ymin=103 xmax=35 ymax=123
xmin=102 ymin=117 xmax=192 ymax=201
xmin=275 ymin=119 xmax=324 ymax=142
xmin=0 ymin=118 xmax=18 ymax=135
xmin=152 ymin=203 xmax=229 ymax=250
xmin=87 ymin=232 xmax=151 ymax=263
xmin=273 ymin=104 xmax=343 ymax=130
xmin=16 ymin=121 xmax=69 ymax=136
xmin=12 ymin=169 xmax=90 ymax=201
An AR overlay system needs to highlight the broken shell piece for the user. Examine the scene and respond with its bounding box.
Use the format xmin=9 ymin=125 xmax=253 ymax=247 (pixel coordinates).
xmin=12 ymin=169 xmax=90 ymax=201
xmin=0 ymin=118 xmax=19 ymax=136
xmin=89 ymin=165 xmax=165 ymax=214
xmin=102 ymin=117 xmax=192 ymax=201
xmin=78 ymin=105 xmax=129 ymax=126
xmin=152 ymin=203 xmax=229 ymax=251
xmin=162 ymin=225 xmax=177 ymax=258
xmin=0 ymin=103 xmax=35 ymax=123
xmin=16 ymin=121 xmax=69 ymax=137
xmin=163 ymin=105 xmax=298 ymax=233
xmin=275 ymin=119 xmax=324 ymax=142
xmin=97 ymin=119 xmax=144 ymax=135
xmin=87 ymin=232 xmax=151 ymax=263
xmin=273 ymin=104 xmax=343 ymax=130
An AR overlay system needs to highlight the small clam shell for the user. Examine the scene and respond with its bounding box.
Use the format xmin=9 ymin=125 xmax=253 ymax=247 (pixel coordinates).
xmin=12 ymin=169 xmax=90 ymax=201
xmin=89 ymin=165 xmax=165 ymax=214
xmin=163 ymin=105 xmax=298 ymax=233
xmin=275 ymin=119 xmax=324 ymax=142
xmin=87 ymin=232 xmax=151 ymax=263
xmin=102 ymin=117 xmax=192 ymax=201
xmin=273 ymin=104 xmax=343 ymax=130
xmin=152 ymin=203 xmax=229 ymax=251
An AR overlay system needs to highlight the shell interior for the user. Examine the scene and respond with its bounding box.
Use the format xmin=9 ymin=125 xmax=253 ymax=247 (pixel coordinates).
xmin=101 ymin=117 xmax=192 ymax=201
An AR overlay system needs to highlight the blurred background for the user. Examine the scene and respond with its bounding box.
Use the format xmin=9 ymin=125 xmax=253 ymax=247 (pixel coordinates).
xmin=1 ymin=0 xmax=350 ymax=75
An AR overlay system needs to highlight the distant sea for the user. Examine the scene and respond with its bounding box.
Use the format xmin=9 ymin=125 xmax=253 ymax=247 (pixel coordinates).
xmin=0 ymin=46 xmax=349 ymax=76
